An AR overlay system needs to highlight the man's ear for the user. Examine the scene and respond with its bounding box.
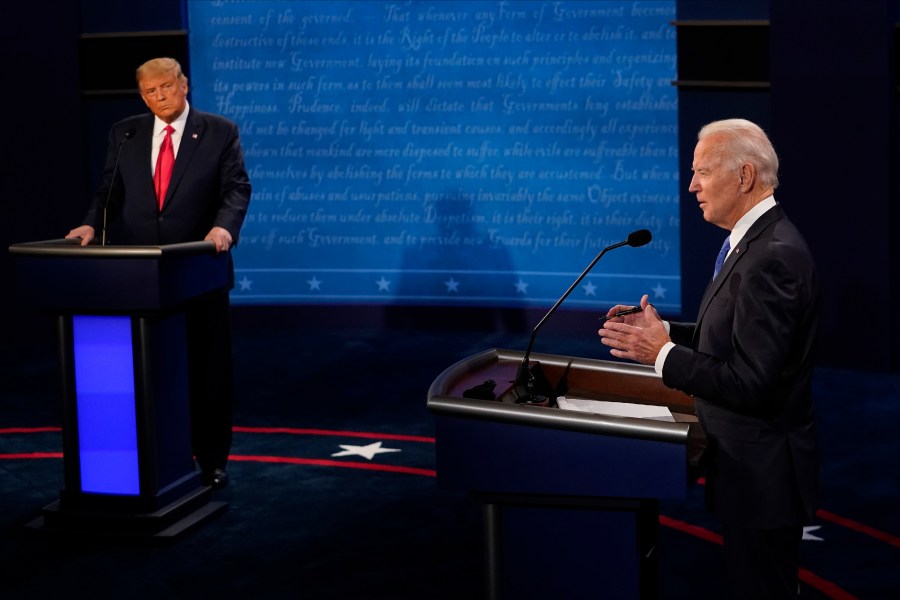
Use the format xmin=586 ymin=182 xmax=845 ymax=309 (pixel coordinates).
xmin=739 ymin=163 xmax=756 ymax=192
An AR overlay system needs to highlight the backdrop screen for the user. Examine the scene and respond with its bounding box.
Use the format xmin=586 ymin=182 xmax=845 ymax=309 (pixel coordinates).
xmin=187 ymin=0 xmax=680 ymax=312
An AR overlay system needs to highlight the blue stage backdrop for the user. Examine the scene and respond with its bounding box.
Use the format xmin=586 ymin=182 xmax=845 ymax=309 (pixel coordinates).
xmin=187 ymin=1 xmax=679 ymax=311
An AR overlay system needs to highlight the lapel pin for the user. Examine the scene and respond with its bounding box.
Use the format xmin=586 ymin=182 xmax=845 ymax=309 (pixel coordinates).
xmin=192 ymin=133 xmax=198 ymax=139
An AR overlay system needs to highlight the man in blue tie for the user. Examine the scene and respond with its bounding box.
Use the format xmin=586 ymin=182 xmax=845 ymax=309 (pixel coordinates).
xmin=599 ymin=119 xmax=821 ymax=599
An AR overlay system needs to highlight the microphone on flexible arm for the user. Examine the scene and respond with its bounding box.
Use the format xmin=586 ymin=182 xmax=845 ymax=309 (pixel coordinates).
xmin=100 ymin=127 xmax=136 ymax=246
xmin=512 ymin=228 xmax=653 ymax=404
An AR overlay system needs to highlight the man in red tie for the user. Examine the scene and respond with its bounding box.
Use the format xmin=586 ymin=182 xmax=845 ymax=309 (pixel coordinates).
xmin=66 ymin=58 xmax=251 ymax=489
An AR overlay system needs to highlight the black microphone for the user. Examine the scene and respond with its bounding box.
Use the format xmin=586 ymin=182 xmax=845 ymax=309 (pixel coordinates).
xmin=512 ymin=228 xmax=652 ymax=404
xmin=100 ymin=127 xmax=136 ymax=246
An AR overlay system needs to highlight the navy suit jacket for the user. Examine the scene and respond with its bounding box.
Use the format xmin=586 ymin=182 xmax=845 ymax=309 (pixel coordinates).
xmin=663 ymin=204 xmax=821 ymax=528
xmin=84 ymin=107 xmax=251 ymax=249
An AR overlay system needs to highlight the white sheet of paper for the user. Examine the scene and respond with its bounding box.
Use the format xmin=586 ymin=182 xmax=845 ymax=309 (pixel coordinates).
xmin=557 ymin=396 xmax=675 ymax=422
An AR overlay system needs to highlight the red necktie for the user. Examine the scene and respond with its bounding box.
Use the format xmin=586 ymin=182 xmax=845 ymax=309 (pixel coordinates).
xmin=154 ymin=125 xmax=175 ymax=210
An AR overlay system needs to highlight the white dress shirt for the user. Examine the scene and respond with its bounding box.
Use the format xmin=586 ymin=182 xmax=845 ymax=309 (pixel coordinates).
xmin=150 ymin=102 xmax=190 ymax=174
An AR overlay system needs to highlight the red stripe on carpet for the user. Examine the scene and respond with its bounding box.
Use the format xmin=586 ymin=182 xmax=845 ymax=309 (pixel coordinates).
xmin=231 ymin=426 xmax=435 ymax=443
xmin=0 ymin=451 xmax=435 ymax=477
xmin=0 ymin=427 xmax=61 ymax=434
xmin=799 ymin=568 xmax=859 ymax=600
xmin=658 ymin=514 xmax=723 ymax=545
xmin=0 ymin=426 xmax=435 ymax=444
xmin=0 ymin=452 xmax=62 ymax=459
xmin=229 ymin=454 xmax=436 ymax=477
xmin=816 ymin=508 xmax=900 ymax=548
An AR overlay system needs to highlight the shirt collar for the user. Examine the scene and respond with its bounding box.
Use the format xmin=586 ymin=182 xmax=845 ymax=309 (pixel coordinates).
xmin=729 ymin=195 xmax=776 ymax=249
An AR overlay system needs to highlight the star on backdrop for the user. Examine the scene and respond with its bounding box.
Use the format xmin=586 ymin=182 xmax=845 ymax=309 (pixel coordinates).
xmin=444 ymin=278 xmax=460 ymax=292
xmin=514 ymin=278 xmax=529 ymax=294
xmin=307 ymin=276 xmax=322 ymax=291
xmin=237 ymin=276 xmax=253 ymax=291
xmin=652 ymin=282 xmax=667 ymax=299
xmin=376 ymin=276 xmax=391 ymax=291
xmin=331 ymin=441 xmax=402 ymax=461
xmin=582 ymin=281 xmax=597 ymax=296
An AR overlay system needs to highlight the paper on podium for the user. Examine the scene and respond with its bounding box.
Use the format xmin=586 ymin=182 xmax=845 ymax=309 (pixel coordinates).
xmin=557 ymin=396 xmax=675 ymax=422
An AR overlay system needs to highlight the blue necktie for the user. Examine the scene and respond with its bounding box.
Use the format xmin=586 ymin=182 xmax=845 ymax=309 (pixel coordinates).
xmin=713 ymin=236 xmax=731 ymax=279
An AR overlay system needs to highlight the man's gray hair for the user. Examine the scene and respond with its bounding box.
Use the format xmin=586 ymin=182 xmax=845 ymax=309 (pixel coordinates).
xmin=698 ymin=118 xmax=779 ymax=190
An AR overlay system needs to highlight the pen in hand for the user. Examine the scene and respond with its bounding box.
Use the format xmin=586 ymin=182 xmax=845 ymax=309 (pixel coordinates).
xmin=599 ymin=306 xmax=644 ymax=322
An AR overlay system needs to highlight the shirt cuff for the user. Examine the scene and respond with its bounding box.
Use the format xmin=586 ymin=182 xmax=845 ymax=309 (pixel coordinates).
xmin=655 ymin=341 xmax=676 ymax=376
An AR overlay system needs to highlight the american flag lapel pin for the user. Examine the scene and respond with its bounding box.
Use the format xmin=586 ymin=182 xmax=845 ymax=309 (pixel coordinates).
xmin=192 ymin=133 xmax=199 ymax=139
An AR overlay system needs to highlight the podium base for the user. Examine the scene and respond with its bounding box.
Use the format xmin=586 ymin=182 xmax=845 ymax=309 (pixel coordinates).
xmin=25 ymin=486 xmax=228 ymax=542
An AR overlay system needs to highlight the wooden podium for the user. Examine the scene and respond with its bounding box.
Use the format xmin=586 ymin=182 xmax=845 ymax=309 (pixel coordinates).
xmin=427 ymin=348 xmax=703 ymax=600
xmin=9 ymin=239 xmax=229 ymax=539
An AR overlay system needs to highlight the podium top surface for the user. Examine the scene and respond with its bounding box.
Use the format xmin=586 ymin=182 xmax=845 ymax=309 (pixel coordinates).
xmin=428 ymin=348 xmax=696 ymax=445
xmin=9 ymin=238 xmax=217 ymax=259
xmin=9 ymin=239 xmax=229 ymax=312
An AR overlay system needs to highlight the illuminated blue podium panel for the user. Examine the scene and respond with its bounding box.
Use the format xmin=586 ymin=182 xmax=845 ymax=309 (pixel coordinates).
xmin=9 ymin=239 xmax=230 ymax=538
xmin=427 ymin=349 xmax=702 ymax=600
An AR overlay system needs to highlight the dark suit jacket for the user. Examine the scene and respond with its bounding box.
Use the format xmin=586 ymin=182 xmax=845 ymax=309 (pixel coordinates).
xmin=663 ymin=204 xmax=821 ymax=529
xmin=84 ymin=107 xmax=251 ymax=249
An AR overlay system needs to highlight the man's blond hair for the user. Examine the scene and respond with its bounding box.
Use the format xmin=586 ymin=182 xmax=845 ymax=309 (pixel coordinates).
xmin=136 ymin=57 xmax=188 ymax=86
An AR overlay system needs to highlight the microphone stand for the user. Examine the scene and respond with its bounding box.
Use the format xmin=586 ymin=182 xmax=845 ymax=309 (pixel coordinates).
xmin=513 ymin=231 xmax=650 ymax=403
xmin=101 ymin=129 xmax=135 ymax=246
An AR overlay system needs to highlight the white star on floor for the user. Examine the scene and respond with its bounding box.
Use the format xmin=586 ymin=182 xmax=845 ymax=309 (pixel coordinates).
xmin=376 ymin=276 xmax=391 ymax=291
xmin=444 ymin=277 xmax=460 ymax=293
xmin=331 ymin=441 xmax=402 ymax=461
xmin=583 ymin=281 xmax=597 ymax=296
xmin=802 ymin=525 xmax=824 ymax=541
xmin=307 ymin=276 xmax=322 ymax=291
xmin=237 ymin=276 xmax=252 ymax=291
